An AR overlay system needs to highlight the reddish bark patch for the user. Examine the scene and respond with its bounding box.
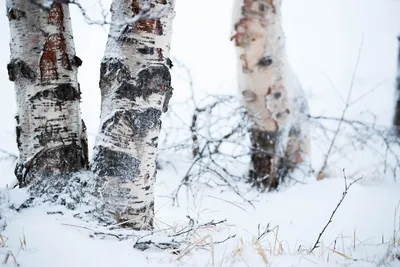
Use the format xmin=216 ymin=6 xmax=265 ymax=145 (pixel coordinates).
xmin=233 ymin=18 xmax=249 ymax=47
xmin=44 ymin=33 xmax=67 ymax=52
xmin=40 ymin=33 xmax=68 ymax=81
xmin=48 ymin=3 xmax=64 ymax=27
xmin=134 ymin=19 xmax=163 ymax=35
xmin=132 ymin=0 xmax=141 ymax=15
xmin=40 ymin=51 xmax=58 ymax=81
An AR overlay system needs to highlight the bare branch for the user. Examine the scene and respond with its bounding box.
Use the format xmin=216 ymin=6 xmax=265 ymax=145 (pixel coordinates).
xmin=310 ymin=170 xmax=363 ymax=253
xmin=0 ymin=149 xmax=17 ymax=161
xmin=317 ymin=37 xmax=364 ymax=178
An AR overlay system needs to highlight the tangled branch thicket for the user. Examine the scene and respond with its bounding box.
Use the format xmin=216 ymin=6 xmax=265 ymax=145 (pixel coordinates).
xmin=158 ymin=60 xmax=400 ymax=204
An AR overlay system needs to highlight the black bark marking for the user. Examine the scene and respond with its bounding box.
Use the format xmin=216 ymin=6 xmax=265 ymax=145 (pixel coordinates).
xmin=35 ymin=123 xmax=73 ymax=147
xmin=120 ymin=201 xmax=154 ymax=229
xmin=93 ymin=146 xmax=140 ymax=179
xmin=54 ymin=84 xmax=81 ymax=101
xmin=15 ymin=115 xmax=21 ymax=151
xmin=7 ymin=8 xmax=26 ymax=21
xmin=102 ymin=60 xmax=172 ymax=105
xmin=258 ymin=56 xmax=273 ymax=67
xmin=114 ymin=81 xmax=140 ymax=101
xmin=166 ymin=58 xmax=173 ymax=69
xmin=72 ymin=56 xmax=83 ymax=67
xmin=7 ymin=59 xmax=37 ymax=82
xmin=100 ymin=59 xmax=131 ymax=90
xmin=29 ymin=84 xmax=80 ymax=102
xmin=101 ymin=108 xmax=162 ymax=140
xmin=163 ymin=86 xmax=173 ymax=112
xmin=81 ymin=119 xmax=89 ymax=169
xmin=16 ymin=126 xmax=22 ymax=148
xmin=18 ymin=143 xmax=86 ymax=186
xmin=133 ymin=108 xmax=162 ymax=138
xmin=137 ymin=65 xmax=171 ymax=99
xmin=137 ymin=46 xmax=155 ymax=55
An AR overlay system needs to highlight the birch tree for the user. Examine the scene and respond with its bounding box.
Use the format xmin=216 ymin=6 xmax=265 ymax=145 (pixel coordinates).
xmin=92 ymin=0 xmax=175 ymax=230
xmin=394 ymin=36 xmax=400 ymax=135
xmin=6 ymin=0 xmax=88 ymax=187
xmin=232 ymin=0 xmax=309 ymax=189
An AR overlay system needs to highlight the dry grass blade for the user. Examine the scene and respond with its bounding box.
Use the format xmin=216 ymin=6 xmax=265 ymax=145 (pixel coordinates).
xmin=2 ymin=251 xmax=19 ymax=265
xmin=176 ymin=235 xmax=210 ymax=260
xmin=210 ymin=236 xmax=215 ymax=267
xmin=328 ymin=248 xmax=350 ymax=259
xmin=204 ymin=195 xmax=250 ymax=213
xmin=254 ymin=238 xmax=269 ymax=265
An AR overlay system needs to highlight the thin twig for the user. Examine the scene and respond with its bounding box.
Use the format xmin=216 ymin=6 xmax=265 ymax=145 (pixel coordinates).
xmin=318 ymin=37 xmax=364 ymax=177
xmin=310 ymin=170 xmax=363 ymax=253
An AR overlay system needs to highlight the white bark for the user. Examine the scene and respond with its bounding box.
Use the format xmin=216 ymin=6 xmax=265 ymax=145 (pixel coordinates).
xmin=232 ymin=0 xmax=309 ymax=187
xmin=6 ymin=0 xmax=88 ymax=187
xmin=92 ymin=0 xmax=175 ymax=230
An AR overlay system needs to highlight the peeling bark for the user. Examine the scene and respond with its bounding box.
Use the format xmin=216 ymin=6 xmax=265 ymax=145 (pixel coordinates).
xmin=394 ymin=36 xmax=400 ymax=135
xmin=92 ymin=0 xmax=175 ymax=230
xmin=6 ymin=1 xmax=88 ymax=187
xmin=232 ymin=0 xmax=309 ymax=188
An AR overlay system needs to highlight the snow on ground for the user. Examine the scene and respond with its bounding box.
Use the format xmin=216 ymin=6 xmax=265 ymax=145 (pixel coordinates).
xmin=0 ymin=166 xmax=399 ymax=266
xmin=1 ymin=0 xmax=400 ymax=266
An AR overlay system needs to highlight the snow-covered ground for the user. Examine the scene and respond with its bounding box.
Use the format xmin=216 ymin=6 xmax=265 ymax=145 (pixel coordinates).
xmin=1 ymin=0 xmax=400 ymax=266
xmin=1 ymin=167 xmax=400 ymax=266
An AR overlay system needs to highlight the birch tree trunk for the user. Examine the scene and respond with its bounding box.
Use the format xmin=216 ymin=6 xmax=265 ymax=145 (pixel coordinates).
xmin=232 ymin=0 xmax=309 ymax=189
xmin=6 ymin=0 xmax=88 ymax=187
xmin=394 ymin=36 xmax=400 ymax=135
xmin=92 ymin=0 xmax=175 ymax=230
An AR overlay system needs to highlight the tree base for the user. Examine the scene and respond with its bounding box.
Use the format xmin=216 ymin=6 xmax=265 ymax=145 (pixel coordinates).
xmin=249 ymin=128 xmax=289 ymax=190
xmin=16 ymin=143 xmax=89 ymax=187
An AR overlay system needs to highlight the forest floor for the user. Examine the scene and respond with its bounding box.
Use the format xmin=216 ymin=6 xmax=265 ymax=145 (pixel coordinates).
xmin=0 ymin=164 xmax=399 ymax=267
